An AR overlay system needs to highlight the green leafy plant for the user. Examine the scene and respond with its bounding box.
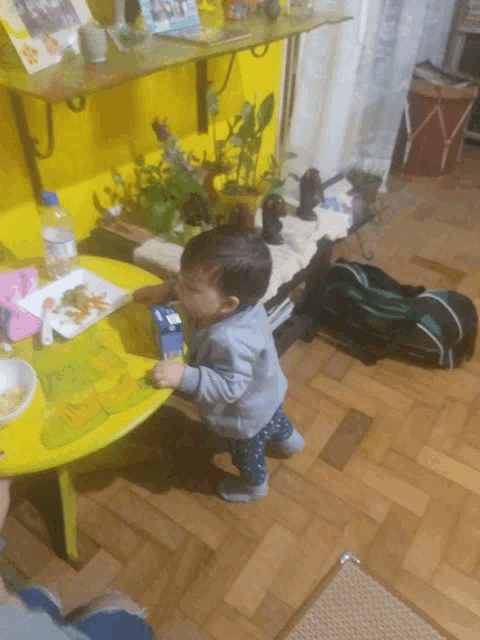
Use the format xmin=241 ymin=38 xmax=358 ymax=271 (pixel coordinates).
xmin=141 ymin=125 xmax=209 ymax=235
xmin=94 ymin=150 xmax=170 ymax=224
xmin=261 ymin=150 xmax=299 ymax=197
xmin=95 ymin=118 xmax=214 ymax=244
xmin=208 ymin=92 xmax=276 ymax=197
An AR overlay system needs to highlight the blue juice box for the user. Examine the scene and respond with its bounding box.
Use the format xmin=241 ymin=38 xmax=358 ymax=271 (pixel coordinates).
xmin=151 ymin=305 xmax=184 ymax=360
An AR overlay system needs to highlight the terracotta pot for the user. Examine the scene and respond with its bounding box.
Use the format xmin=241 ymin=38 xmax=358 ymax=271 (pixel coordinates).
xmin=347 ymin=171 xmax=382 ymax=207
xmin=354 ymin=184 xmax=381 ymax=207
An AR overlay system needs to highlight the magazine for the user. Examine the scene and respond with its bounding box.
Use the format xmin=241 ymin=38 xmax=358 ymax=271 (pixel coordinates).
xmin=158 ymin=24 xmax=250 ymax=46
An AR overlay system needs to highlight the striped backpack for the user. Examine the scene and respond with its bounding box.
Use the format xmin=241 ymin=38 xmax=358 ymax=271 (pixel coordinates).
xmin=305 ymin=259 xmax=477 ymax=369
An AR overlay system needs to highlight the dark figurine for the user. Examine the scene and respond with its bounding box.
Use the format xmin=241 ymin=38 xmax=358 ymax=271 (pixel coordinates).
xmin=229 ymin=202 xmax=252 ymax=229
xmin=261 ymin=193 xmax=286 ymax=245
xmin=182 ymin=192 xmax=210 ymax=226
xmin=264 ymin=0 xmax=281 ymax=22
xmin=296 ymin=168 xmax=324 ymax=222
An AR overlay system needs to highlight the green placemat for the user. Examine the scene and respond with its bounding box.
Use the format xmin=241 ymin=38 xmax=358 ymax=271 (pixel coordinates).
xmin=5 ymin=304 xmax=160 ymax=450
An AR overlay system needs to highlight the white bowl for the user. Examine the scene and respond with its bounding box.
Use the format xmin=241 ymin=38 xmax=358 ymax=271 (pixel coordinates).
xmin=0 ymin=359 xmax=37 ymax=426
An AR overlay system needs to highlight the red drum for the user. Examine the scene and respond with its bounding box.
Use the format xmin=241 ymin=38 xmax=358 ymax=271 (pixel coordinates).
xmin=392 ymin=79 xmax=479 ymax=176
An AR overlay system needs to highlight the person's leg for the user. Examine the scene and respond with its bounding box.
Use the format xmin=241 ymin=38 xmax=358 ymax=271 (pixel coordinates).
xmin=67 ymin=591 xmax=145 ymax=620
xmin=69 ymin=592 xmax=154 ymax=640
xmin=218 ymin=429 xmax=269 ymax=502
xmin=267 ymin=405 xmax=305 ymax=455
xmin=16 ymin=586 xmax=65 ymax=625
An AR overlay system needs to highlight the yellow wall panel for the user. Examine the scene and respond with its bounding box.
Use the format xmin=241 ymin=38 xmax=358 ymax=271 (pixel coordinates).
xmin=0 ymin=39 xmax=283 ymax=260
xmin=0 ymin=88 xmax=35 ymax=211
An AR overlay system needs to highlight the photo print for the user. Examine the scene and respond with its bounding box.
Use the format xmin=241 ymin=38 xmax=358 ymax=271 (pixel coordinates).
xmin=13 ymin=0 xmax=80 ymax=38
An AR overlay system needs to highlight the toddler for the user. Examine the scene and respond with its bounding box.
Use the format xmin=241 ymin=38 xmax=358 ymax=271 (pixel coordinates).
xmin=133 ymin=225 xmax=305 ymax=502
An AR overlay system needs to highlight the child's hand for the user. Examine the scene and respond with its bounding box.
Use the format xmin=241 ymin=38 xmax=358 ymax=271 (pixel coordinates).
xmin=132 ymin=285 xmax=162 ymax=304
xmin=133 ymin=282 xmax=172 ymax=304
xmin=150 ymin=361 xmax=186 ymax=389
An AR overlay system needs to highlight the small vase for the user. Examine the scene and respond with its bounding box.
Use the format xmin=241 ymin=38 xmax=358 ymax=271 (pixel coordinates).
xmin=264 ymin=0 xmax=281 ymax=22
xmin=78 ymin=22 xmax=108 ymax=63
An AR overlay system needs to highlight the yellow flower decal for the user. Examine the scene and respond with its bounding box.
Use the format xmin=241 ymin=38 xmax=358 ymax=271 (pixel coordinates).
xmin=20 ymin=43 xmax=39 ymax=66
xmin=42 ymin=35 xmax=59 ymax=54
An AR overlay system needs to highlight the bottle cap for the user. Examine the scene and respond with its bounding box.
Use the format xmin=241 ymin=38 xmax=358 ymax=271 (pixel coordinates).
xmin=42 ymin=191 xmax=59 ymax=206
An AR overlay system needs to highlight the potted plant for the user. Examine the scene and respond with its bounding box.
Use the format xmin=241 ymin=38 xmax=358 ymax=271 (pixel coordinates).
xmin=207 ymin=91 xmax=276 ymax=226
xmin=144 ymin=118 xmax=213 ymax=241
xmin=346 ymin=168 xmax=383 ymax=207
xmin=94 ymin=119 xmax=215 ymax=246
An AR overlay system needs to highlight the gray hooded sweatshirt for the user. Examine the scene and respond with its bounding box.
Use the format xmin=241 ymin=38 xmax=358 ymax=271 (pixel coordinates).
xmin=178 ymin=302 xmax=288 ymax=439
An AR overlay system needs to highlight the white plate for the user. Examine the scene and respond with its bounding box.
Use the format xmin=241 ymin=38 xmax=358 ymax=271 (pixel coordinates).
xmin=17 ymin=269 xmax=132 ymax=339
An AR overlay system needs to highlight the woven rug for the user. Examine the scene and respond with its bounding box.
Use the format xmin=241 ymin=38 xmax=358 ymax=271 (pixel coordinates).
xmin=277 ymin=555 xmax=453 ymax=640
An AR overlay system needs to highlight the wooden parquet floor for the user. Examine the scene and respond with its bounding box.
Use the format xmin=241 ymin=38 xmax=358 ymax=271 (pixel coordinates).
xmin=4 ymin=146 xmax=480 ymax=638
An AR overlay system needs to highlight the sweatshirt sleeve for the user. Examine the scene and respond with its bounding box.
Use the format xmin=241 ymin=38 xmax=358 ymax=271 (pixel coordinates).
xmin=178 ymin=333 xmax=254 ymax=404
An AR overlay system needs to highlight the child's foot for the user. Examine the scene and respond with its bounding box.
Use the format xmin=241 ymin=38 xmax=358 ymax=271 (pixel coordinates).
xmin=217 ymin=475 xmax=269 ymax=502
xmin=268 ymin=429 xmax=305 ymax=456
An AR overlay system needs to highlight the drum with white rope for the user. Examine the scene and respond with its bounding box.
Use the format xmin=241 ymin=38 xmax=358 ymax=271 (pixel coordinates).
xmin=392 ymin=79 xmax=479 ymax=176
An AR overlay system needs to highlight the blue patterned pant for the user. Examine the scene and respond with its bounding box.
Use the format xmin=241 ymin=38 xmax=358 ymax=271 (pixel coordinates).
xmin=15 ymin=587 xmax=153 ymax=640
xmin=225 ymin=405 xmax=294 ymax=486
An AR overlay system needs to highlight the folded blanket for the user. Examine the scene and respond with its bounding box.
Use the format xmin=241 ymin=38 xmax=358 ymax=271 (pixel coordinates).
xmin=0 ymin=269 xmax=41 ymax=341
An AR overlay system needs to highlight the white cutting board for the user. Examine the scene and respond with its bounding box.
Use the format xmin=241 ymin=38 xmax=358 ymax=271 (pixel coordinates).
xmin=18 ymin=269 xmax=132 ymax=339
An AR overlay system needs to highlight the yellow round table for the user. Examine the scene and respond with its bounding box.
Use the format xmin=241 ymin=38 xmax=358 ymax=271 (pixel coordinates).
xmin=0 ymin=255 xmax=174 ymax=559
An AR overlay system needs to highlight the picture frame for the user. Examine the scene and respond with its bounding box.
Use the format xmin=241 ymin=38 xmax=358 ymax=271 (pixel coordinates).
xmin=138 ymin=0 xmax=200 ymax=35
xmin=0 ymin=0 xmax=92 ymax=74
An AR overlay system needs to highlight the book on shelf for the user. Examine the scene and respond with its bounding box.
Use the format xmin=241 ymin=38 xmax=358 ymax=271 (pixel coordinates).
xmin=157 ymin=24 xmax=251 ymax=46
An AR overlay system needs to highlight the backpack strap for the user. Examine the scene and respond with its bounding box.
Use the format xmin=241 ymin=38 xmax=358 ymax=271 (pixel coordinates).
xmin=335 ymin=259 xmax=426 ymax=298
xmin=409 ymin=290 xmax=474 ymax=368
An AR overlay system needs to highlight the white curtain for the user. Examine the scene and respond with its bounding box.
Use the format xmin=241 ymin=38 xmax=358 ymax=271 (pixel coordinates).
xmin=284 ymin=0 xmax=458 ymax=194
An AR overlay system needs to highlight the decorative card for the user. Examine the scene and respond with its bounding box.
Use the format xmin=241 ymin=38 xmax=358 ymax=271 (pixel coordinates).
xmin=0 ymin=0 xmax=92 ymax=74
xmin=138 ymin=0 xmax=200 ymax=35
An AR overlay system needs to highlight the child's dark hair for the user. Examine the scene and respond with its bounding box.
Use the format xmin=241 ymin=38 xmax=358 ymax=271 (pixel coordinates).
xmin=181 ymin=225 xmax=272 ymax=306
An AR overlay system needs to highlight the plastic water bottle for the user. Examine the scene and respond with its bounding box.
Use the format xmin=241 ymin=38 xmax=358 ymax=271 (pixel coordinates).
xmin=40 ymin=191 xmax=78 ymax=279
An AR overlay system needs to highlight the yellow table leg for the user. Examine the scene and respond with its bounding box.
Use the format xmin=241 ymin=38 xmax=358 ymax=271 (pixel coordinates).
xmin=57 ymin=466 xmax=78 ymax=559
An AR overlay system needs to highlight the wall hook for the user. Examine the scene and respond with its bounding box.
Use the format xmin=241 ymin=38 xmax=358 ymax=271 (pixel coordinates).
xmin=355 ymin=230 xmax=375 ymax=261
xmin=66 ymin=96 xmax=87 ymax=112
xmin=215 ymin=52 xmax=236 ymax=96
xmin=251 ymin=43 xmax=269 ymax=58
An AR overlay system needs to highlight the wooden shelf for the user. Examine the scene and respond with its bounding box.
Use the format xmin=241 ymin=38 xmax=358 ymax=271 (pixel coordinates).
xmin=0 ymin=10 xmax=351 ymax=103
